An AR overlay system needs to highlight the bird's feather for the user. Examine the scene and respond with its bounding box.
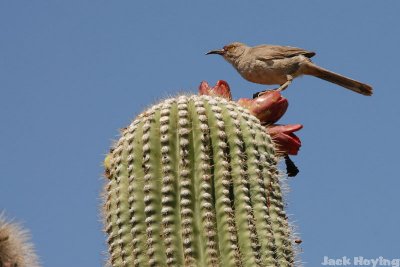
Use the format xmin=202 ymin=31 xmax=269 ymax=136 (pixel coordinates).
xmin=251 ymin=45 xmax=316 ymax=61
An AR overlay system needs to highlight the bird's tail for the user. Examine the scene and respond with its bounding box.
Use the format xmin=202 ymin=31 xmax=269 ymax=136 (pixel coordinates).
xmin=302 ymin=62 xmax=373 ymax=96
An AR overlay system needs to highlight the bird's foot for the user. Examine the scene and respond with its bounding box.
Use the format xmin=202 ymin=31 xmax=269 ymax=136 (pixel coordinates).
xmin=253 ymin=78 xmax=293 ymax=98
xmin=253 ymin=88 xmax=276 ymax=99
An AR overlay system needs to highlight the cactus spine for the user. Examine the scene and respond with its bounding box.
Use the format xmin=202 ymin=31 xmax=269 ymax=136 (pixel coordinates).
xmin=103 ymin=95 xmax=295 ymax=267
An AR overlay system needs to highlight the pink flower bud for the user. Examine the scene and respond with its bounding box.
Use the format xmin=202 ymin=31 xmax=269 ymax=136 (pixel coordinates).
xmin=267 ymin=124 xmax=303 ymax=155
xmin=198 ymin=80 xmax=232 ymax=100
xmin=237 ymin=91 xmax=288 ymax=124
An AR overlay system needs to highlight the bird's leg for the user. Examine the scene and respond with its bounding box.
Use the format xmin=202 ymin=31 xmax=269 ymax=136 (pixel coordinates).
xmin=253 ymin=75 xmax=294 ymax=98
xmin=276 ymin=75 xmax=293 ymax=92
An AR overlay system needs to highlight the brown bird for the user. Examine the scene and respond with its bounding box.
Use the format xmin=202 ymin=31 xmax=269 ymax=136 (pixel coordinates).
xmin=206 ymin=42 xmax=373 ymax=96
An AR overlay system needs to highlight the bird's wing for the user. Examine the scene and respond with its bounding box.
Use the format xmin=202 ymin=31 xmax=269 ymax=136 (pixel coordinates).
xmin=252 ymin=45 xmax=316 ymax=61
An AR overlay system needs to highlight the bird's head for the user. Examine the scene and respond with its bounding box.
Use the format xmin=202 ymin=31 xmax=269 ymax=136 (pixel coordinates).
xmin=206 ymin=42 xmax=247 ymax=63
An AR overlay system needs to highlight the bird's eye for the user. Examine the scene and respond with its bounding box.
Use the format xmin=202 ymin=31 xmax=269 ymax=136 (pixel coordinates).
xmin=224 ymin=45 xmax=235 ymax=52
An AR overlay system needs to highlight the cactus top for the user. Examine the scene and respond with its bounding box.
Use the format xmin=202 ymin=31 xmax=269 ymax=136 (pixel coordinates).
xmin=103 ymin=95 xmax=295 ymax=267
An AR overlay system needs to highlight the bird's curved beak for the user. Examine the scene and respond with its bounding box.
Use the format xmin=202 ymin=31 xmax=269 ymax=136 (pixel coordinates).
xmin=205 ymin=49 xmax=225 ymax=55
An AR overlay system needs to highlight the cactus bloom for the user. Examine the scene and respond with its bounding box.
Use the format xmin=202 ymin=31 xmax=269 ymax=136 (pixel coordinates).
xmin=198 ymin=80 xmax=302 ymax=156
xmin=267 ymin=124 xmax=303 ymax=155
xmin=237 ymin=91 xmax=288 ymax=124
xmin=198 ymin=80 xmax=232 ymax=100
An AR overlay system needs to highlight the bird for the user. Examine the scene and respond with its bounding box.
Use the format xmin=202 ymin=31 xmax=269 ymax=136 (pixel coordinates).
xmin=206 ymin=42 xmax=373 ymax=96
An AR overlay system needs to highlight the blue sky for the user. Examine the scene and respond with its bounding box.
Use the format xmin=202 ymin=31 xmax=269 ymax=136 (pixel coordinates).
xmin=1 ymin=1 xmax=399 ymax=266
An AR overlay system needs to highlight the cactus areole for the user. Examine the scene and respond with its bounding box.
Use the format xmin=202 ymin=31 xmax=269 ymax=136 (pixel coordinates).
xmin=103 ymin=83 xmax=300 ymax=267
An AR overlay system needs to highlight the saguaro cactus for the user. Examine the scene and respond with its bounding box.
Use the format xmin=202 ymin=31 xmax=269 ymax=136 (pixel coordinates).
xmin=0 ymin=214 xmax=40 ymax=267
xmin=103 ymin=83 xmax=300 ymax=267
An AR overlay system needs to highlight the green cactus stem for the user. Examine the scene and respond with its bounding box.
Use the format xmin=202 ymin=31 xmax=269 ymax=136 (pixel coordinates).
xmin=103 ymin=94 xmax=296 ymax=267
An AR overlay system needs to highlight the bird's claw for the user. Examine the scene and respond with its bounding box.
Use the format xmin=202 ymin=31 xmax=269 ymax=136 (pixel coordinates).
xmin=253 ymin=88 xmax=278 ymax=99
